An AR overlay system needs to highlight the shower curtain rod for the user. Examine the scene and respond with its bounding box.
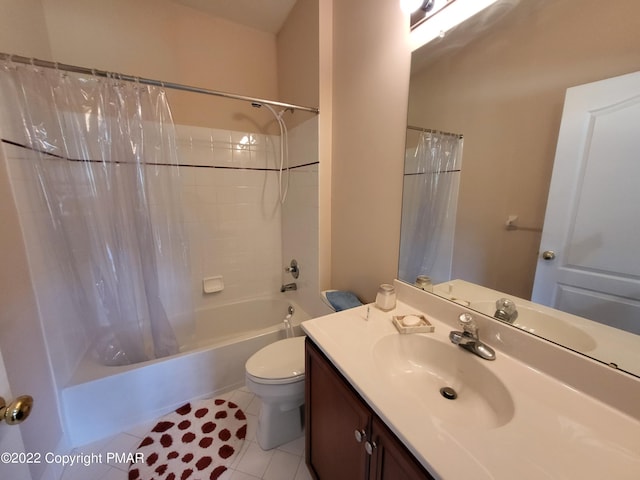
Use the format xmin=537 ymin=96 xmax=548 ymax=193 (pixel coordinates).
xmin=0 ymin=52 xmax=320 ymax=114
xmin=407 ymin=125 xmax=463 ymax=139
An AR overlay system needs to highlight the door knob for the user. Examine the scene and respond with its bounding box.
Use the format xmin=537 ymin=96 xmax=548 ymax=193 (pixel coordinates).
xmin=0 ymin=395 xmax=34 ymax=425
xmin=542 ymin=250 xmax=556 ymax=261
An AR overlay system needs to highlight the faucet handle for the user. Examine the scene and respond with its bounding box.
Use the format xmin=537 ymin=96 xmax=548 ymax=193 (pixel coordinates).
xmin=458 ymin=313 xmax=478 ymax=336
xmin=458 ymin=313 xmax=474 ymax=326
xmin=494 ymin=297 xmax=518 ymax=323
xmin=495 ymin=298 xmax=516 ymax=315
xmin=285 ymin=259 xmax=299 ymax=279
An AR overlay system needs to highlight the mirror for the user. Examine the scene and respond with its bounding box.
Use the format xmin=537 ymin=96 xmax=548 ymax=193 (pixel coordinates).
xmin=401 ymin=0 xmax=640 ymax=376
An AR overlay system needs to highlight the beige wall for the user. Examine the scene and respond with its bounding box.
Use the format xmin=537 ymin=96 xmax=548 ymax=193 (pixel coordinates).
xmin=41 ymin=0 xmax=280 ymax=132
xmin=317 ymin=0 xmax=333 ymax=293
xmin=408 ymin=0 xmax=640 ymax=298
xmin=329 ymin=0 xmax=411 ymax=302
xmin=0 ymin=0 xmax=52 ymax=59
xmin=277 ymin=0 xmax=319 ymax=131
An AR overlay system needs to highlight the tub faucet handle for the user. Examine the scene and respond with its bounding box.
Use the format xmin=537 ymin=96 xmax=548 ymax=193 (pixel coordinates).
xmin=285 ymin=259 xmax=299 ymax=279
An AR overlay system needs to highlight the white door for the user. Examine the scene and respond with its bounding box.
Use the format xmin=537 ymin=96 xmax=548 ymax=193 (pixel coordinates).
xmin=0 ymin=350 xmax=32 ymax=480
xmin=532 ymin=71 xmax=640 ymax=335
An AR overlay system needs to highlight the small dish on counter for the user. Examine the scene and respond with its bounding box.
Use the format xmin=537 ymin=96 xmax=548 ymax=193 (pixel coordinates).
xmin=392 ymin=314 xmax=434 ymax=333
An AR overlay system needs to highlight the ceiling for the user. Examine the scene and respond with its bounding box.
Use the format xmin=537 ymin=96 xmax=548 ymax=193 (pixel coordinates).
xmin=173 ymin=0 xmax=298 ymax=34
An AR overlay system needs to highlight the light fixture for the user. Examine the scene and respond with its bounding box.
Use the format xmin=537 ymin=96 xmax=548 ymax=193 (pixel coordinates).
xmin=407 ymin=0 xmax=447 ymax=29
xmin=399 ymin=0 xmax=424 ymax=14
xmin=409 ymin=0 xmax=499 ymax=51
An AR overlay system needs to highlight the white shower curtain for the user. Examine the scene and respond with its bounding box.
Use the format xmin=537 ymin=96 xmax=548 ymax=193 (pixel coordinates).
xmin=0 ymin=60 xmax=193 ymax=365
xmin=399 ymin=130 xmax=462 ymax=285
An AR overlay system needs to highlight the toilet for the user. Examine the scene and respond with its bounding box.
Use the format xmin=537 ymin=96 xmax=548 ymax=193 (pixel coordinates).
xmin=245 ymin=336 xmax=306 ymax=450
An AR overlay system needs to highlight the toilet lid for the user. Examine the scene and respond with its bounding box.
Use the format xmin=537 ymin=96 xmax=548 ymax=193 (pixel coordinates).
xmin=246 ymin=336 xmax=306 ymax=381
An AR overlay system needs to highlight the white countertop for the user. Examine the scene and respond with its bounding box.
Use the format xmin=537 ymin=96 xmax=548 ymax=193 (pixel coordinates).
xmin=433 ymin=279 xmax=640 ymax=376
xmin=302 ymin=297 xmax=640 ymax=479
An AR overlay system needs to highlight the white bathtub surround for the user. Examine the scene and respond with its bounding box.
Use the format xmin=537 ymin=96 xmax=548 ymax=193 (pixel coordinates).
xmin=3 ymin=113 xmax=320 ymax=451
xmin=301 ymin=281 xmax=640 ymax=478
xmin=281 ymin=117 xmax=329 ymax=318
xmin=1 ymin=124 xmax=284 ymax=384
xmin=63 ymin=298 xmax=309 ymax=447
xmin=177 ymin=124 xmax=285 ymax=310
xmin=177 ymin=116 xmax=325 ymax=316
xmin=3 ymin=118 xmax=319 ymax=374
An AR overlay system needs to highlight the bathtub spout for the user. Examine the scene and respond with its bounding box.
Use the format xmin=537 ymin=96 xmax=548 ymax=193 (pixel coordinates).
xmin=281 ymin=283 xmax=297 ymax=292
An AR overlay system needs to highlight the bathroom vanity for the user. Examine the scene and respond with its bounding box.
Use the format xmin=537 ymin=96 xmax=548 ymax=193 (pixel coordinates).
xmin=305 ymin=337 xmax=432 ymax=479
xmin=302 ymin=281 xmax=640 ymax=479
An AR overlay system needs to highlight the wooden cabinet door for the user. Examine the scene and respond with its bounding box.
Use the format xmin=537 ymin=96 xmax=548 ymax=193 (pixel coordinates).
xmin=369 ymin=414 xmax=435 ymax=480
xmin=305 ymin=339 xmax=371 ymax=480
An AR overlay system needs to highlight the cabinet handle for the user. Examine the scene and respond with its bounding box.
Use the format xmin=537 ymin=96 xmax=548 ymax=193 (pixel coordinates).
xmin=354 ymin=429 xmax=367 ymax=443
xmin=365 ymin=440 xmax=377 ymax=455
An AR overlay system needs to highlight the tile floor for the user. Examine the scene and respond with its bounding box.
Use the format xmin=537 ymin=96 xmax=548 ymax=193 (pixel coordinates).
xmin=59 ymin=387 xmax=313 ymax=480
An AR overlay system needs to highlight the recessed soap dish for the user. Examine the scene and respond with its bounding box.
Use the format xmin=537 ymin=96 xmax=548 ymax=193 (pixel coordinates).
xmin=392 ymin=314 xmax=434 ymax=334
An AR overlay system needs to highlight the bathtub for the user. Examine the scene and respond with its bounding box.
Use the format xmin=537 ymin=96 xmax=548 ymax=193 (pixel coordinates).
xmin=61 ymin=297 xmax=310 ymax=447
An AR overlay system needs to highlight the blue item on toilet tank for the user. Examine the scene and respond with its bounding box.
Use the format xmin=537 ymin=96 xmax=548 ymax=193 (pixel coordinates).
xmin=324 ymin=290 xmax=363 ymax=311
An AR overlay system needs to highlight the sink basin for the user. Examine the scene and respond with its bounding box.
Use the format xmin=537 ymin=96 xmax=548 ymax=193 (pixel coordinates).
xmin=470 ymin=301 xmax=597 ymax=352
xmin=373 ymin=334 xmax=514 ymax=430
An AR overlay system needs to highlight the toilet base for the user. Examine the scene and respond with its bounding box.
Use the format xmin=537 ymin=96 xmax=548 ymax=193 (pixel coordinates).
xmin=256 ymin=401 xmax=304 ymax=450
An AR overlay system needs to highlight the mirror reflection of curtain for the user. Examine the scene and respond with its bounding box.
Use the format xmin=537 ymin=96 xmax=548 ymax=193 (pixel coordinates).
xmin=0 ymin=61 xmax=194 ymax=366
xmin=399 ymin=129 xmax=463 ymax=285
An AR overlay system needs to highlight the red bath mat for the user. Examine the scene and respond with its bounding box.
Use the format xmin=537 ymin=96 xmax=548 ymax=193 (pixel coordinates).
xmin=128 ymin=398 xmax=247 ymax=480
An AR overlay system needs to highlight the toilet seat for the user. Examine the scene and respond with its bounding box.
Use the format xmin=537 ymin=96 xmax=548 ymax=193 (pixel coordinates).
xmin=246 ymin=336 xmax=306 ymax=385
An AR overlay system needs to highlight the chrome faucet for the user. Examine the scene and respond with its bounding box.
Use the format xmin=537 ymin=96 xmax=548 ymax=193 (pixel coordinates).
xmin=281 ymin=282 xmax=297 ymax=292
xmin=449 ymin=313 xmax=496 ymax=361
xmin=494 ymin=298 xmax=518 ymax=324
